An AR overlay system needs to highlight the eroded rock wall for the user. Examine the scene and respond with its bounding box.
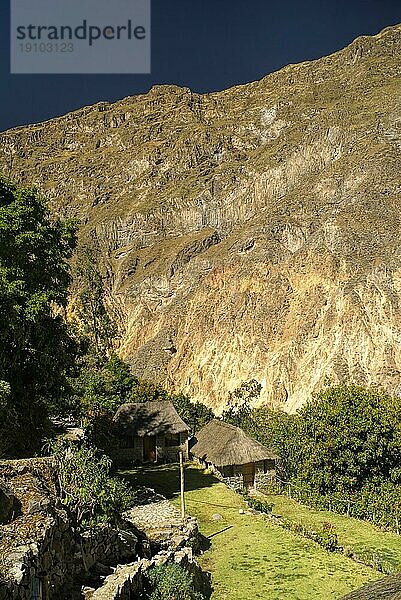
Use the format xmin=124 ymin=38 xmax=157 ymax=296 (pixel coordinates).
xmin=1 ymin=25 xmax=401 ymax=410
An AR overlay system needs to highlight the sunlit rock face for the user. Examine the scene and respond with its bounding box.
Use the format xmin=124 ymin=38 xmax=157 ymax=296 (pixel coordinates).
xmin=1 ymin=25 xmax=401 ymax=412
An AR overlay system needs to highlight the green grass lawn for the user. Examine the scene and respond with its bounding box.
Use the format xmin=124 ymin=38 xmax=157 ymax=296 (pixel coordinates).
xmin=120 ymin=464 xmax=381 ymax=600
xmin=259 ymin=492 xmax=401 ymax=572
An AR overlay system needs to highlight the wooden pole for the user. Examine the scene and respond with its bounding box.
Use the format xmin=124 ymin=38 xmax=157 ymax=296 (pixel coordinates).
xmin=179 ymin=451 xmax=185 ymax=519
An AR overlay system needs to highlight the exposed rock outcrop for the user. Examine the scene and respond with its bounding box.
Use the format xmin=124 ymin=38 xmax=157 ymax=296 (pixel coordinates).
xmin=1 ymin=25 xmax=401 ymax=410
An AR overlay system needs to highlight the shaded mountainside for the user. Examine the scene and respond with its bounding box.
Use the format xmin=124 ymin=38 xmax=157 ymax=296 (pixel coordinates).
xmin=1 ymin=25 xmax=401 ymax=411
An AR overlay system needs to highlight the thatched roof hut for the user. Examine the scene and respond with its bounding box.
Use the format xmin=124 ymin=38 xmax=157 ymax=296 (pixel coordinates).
xmin=341 ymin=574 xmax=401 ymax=600
xmin=191 ymin=419 xmax=278 ymax=467
xmin=113 ymin=401 xmax=189 ymax=436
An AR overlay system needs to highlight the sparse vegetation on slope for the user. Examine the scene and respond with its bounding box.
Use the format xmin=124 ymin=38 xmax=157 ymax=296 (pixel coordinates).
xmin=1 ymin=27 xmax=401 ymax=410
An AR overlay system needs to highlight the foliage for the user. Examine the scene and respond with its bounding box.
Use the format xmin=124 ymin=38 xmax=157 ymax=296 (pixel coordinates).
xmin=147 ymin=563 xmax=205 ymax=600
xmin=221 ymin=379 xmax=261 ymax=426
xmin=171 ymin=393 xmax=214 ymax=434
xmin=51 ymin=439 xmax=133 ymax=528
xmin=296 ymin=384 xmax=401 ymax=493
xmin=69 ymin=352 xmax=136 ymax=449
xmin=0 ymin=381 xmax=14 ymax=457
xmin=75 ymin=352 xmax=138 ymax=417
xmin=280 ymin=518 xmax=338 ymax=552
xmin=239 ymin=489 xmax=273 ymax=513
xmin=241 ymin=406 xmax=301 ymax=479
xmin=0 ymin=176 xmax=77 ymax=456
xmin=347 ymin=548 xmax=399 ymax=575
xmin=128 ymin=380 xmax=170 ymax=404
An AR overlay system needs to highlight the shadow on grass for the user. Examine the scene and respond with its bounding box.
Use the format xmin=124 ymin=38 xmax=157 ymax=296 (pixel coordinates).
xmin=119 ymin=463 xmax=220 ymax=500
xmin=207 ymin=525 xmax=233 ymax=539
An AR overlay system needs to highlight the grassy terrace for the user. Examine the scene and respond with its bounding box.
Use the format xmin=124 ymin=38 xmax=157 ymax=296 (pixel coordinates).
xmin=120 ymin=464 xmax=384 ymax=599
xmin=260 ymin=492 xmax=401 ymax=572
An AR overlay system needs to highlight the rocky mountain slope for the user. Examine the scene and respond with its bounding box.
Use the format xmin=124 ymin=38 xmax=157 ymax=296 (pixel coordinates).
xmin=1 ymin=24 xmax=401 ymax=412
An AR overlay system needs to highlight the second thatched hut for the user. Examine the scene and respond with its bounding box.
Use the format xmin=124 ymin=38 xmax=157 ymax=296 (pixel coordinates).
xmin=191 ymin=419 xmax=278 ymax=490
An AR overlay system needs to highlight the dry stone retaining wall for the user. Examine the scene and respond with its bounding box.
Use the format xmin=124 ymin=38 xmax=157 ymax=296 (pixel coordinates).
xmin=0 ymin=459 xmax=138 ymax=600
xmin=0 ymin=460 xmax=210 ymax=599
xmin=88 ymin=547 xmax=211 ymax=600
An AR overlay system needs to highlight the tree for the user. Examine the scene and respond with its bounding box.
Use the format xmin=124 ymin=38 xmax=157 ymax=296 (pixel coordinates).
xmin=222 ymin=379 xmax=262 ymax=427
xmin=171 ymin=393 xmax=214 ymax=434
xmin=127 ymin=380 xmax=170 ymax=404
xmin=0 ymin=381 xmax=14 ymax=456
xmin=296 ymin=384 xmax=401 ymax=493
xmin=246 ymin=406 xmax=301 ymax=479
xmin=0 ymin=176 xmax=77 ymax=456
xmin=74 ymin=352 xmax=138 ymax=417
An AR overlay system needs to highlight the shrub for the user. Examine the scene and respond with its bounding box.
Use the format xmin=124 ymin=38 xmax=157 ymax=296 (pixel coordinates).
xmin=243 ymin=493 xmax=273 ymax=514
xmin=50 ymin=439 xmax=134 ymax=529
xmin=147 ymin=563 xmax=205 ymax=600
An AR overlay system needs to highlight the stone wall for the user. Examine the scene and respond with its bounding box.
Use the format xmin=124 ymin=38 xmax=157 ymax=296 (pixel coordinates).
xmin=0 ymin=459 xmax=210 ymax=600
xmin=88 ymin=547 xmax=211 ymax=600
xmin=124 ymin=487 xmax=199 ymax=553
xmin=223 ymin=475 xmax=244 ymax=492
xmin=82 ymin=488 xmax=209 ymax=599
xmin=0 ymin=459 xmax=138 ymax=600
xmin=193 ymin=458 xmax=275 ymax=492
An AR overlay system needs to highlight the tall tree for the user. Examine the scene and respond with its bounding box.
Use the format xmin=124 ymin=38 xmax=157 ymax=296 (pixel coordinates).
xmin=222 ymin=379 xmax=262 ymax=427
xmin=0 ymin=176 xmax=77 ymax=456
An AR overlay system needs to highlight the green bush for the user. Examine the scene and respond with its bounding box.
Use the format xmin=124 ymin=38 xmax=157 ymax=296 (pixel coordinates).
xmin=147 ymin=563 xmax=205 ymax=600
xmin=50 ymin=439 xmax=134 ymax=529
xmin=241 ymin=492 xmax=273 ymax=514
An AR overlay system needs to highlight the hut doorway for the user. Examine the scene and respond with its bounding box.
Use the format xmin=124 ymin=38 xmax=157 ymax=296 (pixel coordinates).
xmin=242 ymin=462 xmax=255 ymax=488
xmin=143 ymin=436 xmax=156 ymax=462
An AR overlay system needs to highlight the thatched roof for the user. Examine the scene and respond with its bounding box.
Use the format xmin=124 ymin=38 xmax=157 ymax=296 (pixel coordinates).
xmin=341 ymin=574 xmax=401 ymax=600
xmin=191 ymin=419 xmax=279 ymax=467
xmin=113 ymin=401 xmax=189 ymax=436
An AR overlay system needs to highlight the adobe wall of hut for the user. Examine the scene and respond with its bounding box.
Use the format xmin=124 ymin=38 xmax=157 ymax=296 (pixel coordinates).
xmin=111 ymin=432 xmax=189 ymax=466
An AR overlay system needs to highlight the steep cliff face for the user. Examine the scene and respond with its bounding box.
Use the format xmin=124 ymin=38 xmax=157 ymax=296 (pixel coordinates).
xmin=1 ymin=25 xmax=401 ymax=411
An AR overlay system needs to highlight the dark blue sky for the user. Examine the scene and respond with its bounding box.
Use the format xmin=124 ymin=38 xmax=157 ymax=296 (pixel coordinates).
xmin=1 ymin=0 xmax=401 ymax=132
